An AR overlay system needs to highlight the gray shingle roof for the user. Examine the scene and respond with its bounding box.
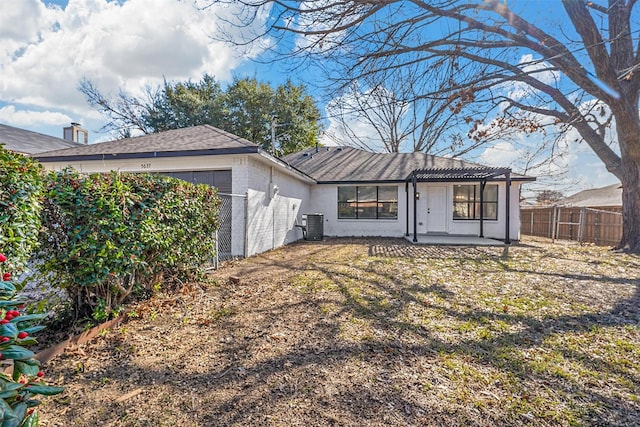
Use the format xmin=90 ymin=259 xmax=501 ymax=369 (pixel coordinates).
xmin=35 ymin=125 xmax=259 ymax=160
xmin=283 ymin=146 xmax=534 ymax=183
xmin=0 ymin=123 xmax=82 ymax=155
xmin=558 ymin=183 xmax=622 ymax=207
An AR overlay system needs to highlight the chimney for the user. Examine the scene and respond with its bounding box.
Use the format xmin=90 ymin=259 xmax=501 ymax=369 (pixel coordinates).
xmin=63 ymin=122 xmax=88 ymax=144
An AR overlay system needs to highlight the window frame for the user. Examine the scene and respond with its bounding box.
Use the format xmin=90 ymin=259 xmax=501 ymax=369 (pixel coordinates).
xmin=452 ymin=184 xmax=499 ymax=221
xmin=337 ymin=185 xmax=398 ymax=220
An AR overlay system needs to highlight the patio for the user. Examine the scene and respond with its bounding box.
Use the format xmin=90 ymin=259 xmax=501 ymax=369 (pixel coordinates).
xmin=406 ymin=234 xmax=506 ymax=246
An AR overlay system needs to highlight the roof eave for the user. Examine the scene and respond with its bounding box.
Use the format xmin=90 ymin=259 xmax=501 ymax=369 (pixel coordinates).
xmin=316 ymin=179 xmax=405 ymax=185
xmin=315 ymin=177 xmax=535 ymax=185
xmin=34 ymin=146 xmax=260 ymax=163
xmin=253 ymin=150 xmax=317 ymax=184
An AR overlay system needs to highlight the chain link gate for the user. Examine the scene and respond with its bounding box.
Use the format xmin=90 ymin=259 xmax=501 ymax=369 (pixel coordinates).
xmin=213 ymin=193 xmax=247 ymax=268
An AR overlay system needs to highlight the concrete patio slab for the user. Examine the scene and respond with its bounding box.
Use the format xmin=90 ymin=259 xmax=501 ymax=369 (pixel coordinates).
xmin=405 ymin=234 xmax=506 ymax=246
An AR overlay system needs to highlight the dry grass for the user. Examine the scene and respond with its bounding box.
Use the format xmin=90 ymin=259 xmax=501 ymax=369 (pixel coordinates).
xmin=39 ymin=237 xmax=639 ymax=426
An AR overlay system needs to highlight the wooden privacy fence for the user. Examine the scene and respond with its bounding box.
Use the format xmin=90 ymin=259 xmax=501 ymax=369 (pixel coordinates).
xmin=521 ymin=206 xmax=622 ymax=246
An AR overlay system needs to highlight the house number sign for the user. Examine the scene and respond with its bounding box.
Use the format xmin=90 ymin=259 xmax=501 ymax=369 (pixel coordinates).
xmin=141 ymin=163 xmax=152 ymax=169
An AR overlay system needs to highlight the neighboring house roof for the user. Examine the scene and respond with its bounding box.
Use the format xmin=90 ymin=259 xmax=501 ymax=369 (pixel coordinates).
xmin=0 ymin=123 xmax=82 ymax=155
xmin=558 ymin=183 xmax=622 ymax=207
xmin=34 ymin=125 xmax=260 ymax=161
xmin=283 ymin=146 xmax=534 ymax=183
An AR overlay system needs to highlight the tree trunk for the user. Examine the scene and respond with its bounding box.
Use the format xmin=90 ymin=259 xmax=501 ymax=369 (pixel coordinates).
xmin=618 ymin=153 xmax=640 ymax=253
xmin=614 ymin=109 xmax=640 ymax=253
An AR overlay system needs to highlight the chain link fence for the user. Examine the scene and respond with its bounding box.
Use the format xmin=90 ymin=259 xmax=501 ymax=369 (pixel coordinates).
xmin=213 ymin=193 xmax=247 ymax=268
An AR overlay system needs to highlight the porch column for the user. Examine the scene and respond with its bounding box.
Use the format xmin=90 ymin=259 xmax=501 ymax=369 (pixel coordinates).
xmin=479 ymin=180 xmax=486 ymax=238
xmin=505 ymin=170 xmax=511 ymax=244
xmin=405 ymin=181 xmax=409 ymax=236
xmin=412 ymin=173 xmax=418 ymax=242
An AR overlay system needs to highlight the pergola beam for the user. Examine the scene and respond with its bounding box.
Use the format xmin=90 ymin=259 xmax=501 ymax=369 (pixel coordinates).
xmin=406 ymin=167 xmax=513 ymax=243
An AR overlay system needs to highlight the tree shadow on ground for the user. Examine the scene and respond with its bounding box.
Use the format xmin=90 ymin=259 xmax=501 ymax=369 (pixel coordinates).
xmin=45 ymin=238 xmax=640 ymax=426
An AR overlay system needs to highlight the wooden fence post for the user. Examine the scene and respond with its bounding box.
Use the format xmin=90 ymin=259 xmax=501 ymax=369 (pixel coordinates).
xmin=551 ymin=206 xmax=558 ymax=241
xmin=578 ymin=207 xmax=585 ymax=243
xmin=530 ymin=210 xmax=534 ymax=235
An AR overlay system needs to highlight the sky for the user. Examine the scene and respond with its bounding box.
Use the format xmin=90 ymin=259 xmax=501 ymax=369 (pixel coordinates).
xmin=0 ymin=0 xmax=621 ymax=197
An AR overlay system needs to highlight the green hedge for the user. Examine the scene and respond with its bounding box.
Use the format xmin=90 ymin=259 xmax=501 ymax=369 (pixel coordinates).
xmin=37 ymin=169 xmax=220 ymax=319
xmin=0 ymin=145 xmax=44 ymax=273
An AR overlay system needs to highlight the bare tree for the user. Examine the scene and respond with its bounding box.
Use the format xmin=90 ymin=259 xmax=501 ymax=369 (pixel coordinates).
xmin=537 ymin=190 xmax=565 ymax=205
xmin=79 ymin=78 xmax=156 ymax=138
xmin=213 ymin=0 xmax=640 ymax=253
xmin=325 ymin=61 xmax=476 ymax=154
xmin=467 ymin=111 xmax=582 ymax=197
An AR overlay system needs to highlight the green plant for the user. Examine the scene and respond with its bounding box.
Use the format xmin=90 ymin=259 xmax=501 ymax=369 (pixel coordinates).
xmin=0 ymin=145 xmax=44 ymax=273
xmin=0 ymin=253 xmax=63 ymax=426
xmin=91 ymin=299 xmax=110 ymax=323
xmin=36 ymin=169 xmax=220 ymax=320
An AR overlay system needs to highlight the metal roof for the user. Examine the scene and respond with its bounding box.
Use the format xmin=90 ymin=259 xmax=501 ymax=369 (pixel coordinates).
xmin=408 ymin=167 xmax=513 ymax=182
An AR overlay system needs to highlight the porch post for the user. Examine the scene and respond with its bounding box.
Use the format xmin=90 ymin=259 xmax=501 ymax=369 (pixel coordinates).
xmin=405 ymin=181 xmax=409 ymax=236
xmin=479 ymin=180 xmax=486 ymax=238
xmin=505 ymin=170 xmax=511 ymax=244
xmin=412 ymin=173 xmax=418 ymax=243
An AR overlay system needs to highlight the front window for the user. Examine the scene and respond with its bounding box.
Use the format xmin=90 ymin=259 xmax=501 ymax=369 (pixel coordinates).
xmin=453 ymin=184 xmax=498 ymax=220
xmin=338 ymin=186 xmax=398 ymax=219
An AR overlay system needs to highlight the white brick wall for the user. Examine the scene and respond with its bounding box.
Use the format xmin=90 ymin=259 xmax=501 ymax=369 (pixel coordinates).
xmin=245 ymin=158 xmax=311 ymax=257
xmin=40 ymin=154 xmax=241 ymax=174
xmin=231 ymin=157 xmax=250 ymax=256
xmin=307 ymin=184 xmax=407 ymax=237
xmin=308 ymin=182 xmax=523 ymax=240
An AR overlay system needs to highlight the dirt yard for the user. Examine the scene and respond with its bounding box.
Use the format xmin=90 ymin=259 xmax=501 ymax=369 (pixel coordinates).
xmin=37 ymin=237 xmax=639 ymax=426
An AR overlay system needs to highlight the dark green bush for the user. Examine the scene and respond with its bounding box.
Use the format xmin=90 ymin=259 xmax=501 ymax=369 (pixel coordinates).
xmin=37 ymin=169 xmax=219 ymax=319
xmin=0 ymin=145 xmax=44 ymax=273
xmin=0 ymin=252 xmax=64 ymax=426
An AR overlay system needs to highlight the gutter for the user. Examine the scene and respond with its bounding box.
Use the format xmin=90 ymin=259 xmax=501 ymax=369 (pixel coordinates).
xmin=33 ymin=146 xmax=261 ymax=163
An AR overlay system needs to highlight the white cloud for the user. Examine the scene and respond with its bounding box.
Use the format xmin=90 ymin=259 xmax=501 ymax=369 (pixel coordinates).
xmin=479 ymin=141 xmax=522 ymax=167
xmin=0 ymin=0 xmax=270 ymax=115
xmin=0 ymin=0 xmax=51 ymax=42
xmin=0 ymin=106 xmax=72 ymax=126
xmin=506 ymin=54 xmax=561 ymax=102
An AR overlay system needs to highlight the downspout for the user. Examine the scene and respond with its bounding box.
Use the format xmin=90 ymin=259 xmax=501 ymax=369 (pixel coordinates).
xmin=413 ymin=172 xmax=418 ymax=243
xmin=479 ymin=180 xmax=486 ymax=238
xmin=505 ymin=170 xmax=511 ymax=244
xmin=244 ymin=192 xmax=249 ymax=257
